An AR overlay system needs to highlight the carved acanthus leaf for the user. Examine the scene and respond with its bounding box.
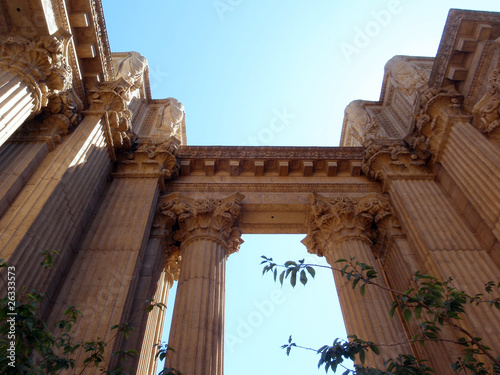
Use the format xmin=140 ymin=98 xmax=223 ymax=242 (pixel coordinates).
xmin=158 ymin=193 xmax=245 ymax=255
xmin=116 ymin=138 xmax=180 ymax=183
xmin=87 ymin=80 xmax=134 ymax=149
xmin=361 ymin=139 xmax=432 ymax=189
xmin=302 ymin=193 xmax=391 ymax=257
xmin=0 ymin=34 xmax=73 ymax=116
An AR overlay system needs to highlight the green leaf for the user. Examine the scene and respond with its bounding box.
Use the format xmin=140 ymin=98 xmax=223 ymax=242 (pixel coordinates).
xmin=300 ymin=270 xmax=307 ymax=285
xmin=273 ymin=268 xmax=277 ymax=281
xmin=415 ymin=306 xmax=422 ymax=319
xmin=359 ymin=348 xmax=366 ymax=364
xmin=335 ymin=258 xmax=348 ymax=263
xmin=404 ymin=309 xmax=412 ymax=322
xmin=306 ymin=266 xmax=316 ymax=278
xmin=291 ymin=271 xmax=297 ymax=287
xmin=279 ymin=271 xmax=285 ymax=286
xmin=285 ymin=261 xmax=297 ymax=267
xmin=359 ymin=284 xmax=366 ymax=297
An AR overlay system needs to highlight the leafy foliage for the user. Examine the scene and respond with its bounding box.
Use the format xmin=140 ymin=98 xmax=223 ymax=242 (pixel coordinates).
xmin=261 ymin=255 xmax=500 ymax=374
xmin=0 ymin=251 xmax=179 ymax=374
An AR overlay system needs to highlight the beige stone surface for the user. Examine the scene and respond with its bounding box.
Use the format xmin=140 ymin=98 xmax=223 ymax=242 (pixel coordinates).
xmin=0 ymin=4 xmax=499 ymax=374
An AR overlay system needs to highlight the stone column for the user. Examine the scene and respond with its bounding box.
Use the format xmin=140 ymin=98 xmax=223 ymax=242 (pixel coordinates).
xmin=362 ymin=138 xmax=500 ymax=372
xmin=302 ymin=193 xmax=412 ymax=368
xmin=0 ymin=35 xmax=72 ymax=147
xmin=48 ymin=137 xmax=180 ymax=374
xmin=417 ymin=90 xmax=500 ymax=255
xmin=124 ymin=208 xmax=182 ymax=374
xmin=160 ymin=192 xmax=244 ymax=375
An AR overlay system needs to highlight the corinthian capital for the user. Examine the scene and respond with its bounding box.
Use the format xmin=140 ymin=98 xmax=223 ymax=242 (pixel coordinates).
xmin=414 ymin=87 xmax=471 ymax=159
xmin=361 ymin=138 xmax=433 ymax=190
xmin=0 ymin=33 xmax=73 ymax=116
xmin=158 ymin=193 xmax=245 ymax=255
xmin=115 ymin=138 xmax=180 ymax=189
xmin=302 ymin=193 xmax=391 ymax=257
xmin=86 ymin=80 xmax=134 ymax=150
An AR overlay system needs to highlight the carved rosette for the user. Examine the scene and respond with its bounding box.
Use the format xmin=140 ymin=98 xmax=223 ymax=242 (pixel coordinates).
xmin=302 ymin=193 xmax=391 ymax=257
xmin=473 ymin=57 xmax=500 ymax=143
xmin=361 ymin=138 xmax=433 ymax=190
xmin=159 ymin=193 xmax=245 ymax=256
xmin=0 ymin=34 xmax=73 ymax=116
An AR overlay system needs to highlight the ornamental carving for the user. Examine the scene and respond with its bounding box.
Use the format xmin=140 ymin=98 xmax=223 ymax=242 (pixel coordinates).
xmin=0 ymin=34 xmax=73 ymax=116
xmin=385 ymin=56 xmax=429 ymax=98
xmin=158 ymin=192 xmax=245 ymax=255
xmin=87 ymin=80 xmax=134 ymax=149
xmin=472 ymin=51 xmax=500 ymax=143
xmin=10 ymin=88 xmax=82 ymax=150
xmin=155 ymin=98 xmax=185 ymax=140
xmin=343 ymin=100 xmax=381 ymax=145
xmin=302 ymin=193 xmax=391 ymax=257
xmin=414 ymin=88 xmax=471 ymax=159
xmin=112 ymin=52 xmax=148 ymax=92
xmin=361 ymin=138 xmax=432 ymax=189
xmin=116 ymin=138 xmax=180 ymax=186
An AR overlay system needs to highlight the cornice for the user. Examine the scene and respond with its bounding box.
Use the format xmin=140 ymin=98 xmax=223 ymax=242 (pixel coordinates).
xmin=429 ymin=9 xmax=500 ymax=90
xmin=179 ymin=146 xmax=364 ymax=159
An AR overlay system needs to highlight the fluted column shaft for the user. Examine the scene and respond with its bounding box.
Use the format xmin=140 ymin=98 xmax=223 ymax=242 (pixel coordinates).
xmin=303 ymin=194 xmax=411 ymax=368
xmin=0 ymin=69 xmax=37 ymax=146
xmin=439 ymin=120 xmax=500 ymax=243
xmin=0 ymin=114 xmax=110 ymax=313
xmin=389 ymin=178 xmax=500 ymax=355
xmin=169 ymin=237 xmax=226 ymax=374
xmin=162 ymin=193 xmax=244 ymax=375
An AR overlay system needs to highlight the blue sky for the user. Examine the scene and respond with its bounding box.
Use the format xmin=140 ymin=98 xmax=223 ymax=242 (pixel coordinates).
xmin=100 ymin=1 xmax=500 ymax=374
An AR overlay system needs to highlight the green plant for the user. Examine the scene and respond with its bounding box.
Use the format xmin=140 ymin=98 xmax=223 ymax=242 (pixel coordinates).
xmin=0 ymin=251 xmax=178 ymax=374
xmin=261 ymin=255 xmax=500 ymax=374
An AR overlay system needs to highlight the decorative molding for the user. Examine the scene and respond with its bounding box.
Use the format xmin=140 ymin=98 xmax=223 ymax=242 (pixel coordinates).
xmin=0 ymin=33 xmax=73 ymax=117
xmin=167 ymin=182 xmax=382 ymax=194
xmin=158 ymin=192 xmax=245 ymax=256
xmin=178 ymin=146 xmax=365 ymax=160
xmin=302 ymin=193 xmax=392 ymax=257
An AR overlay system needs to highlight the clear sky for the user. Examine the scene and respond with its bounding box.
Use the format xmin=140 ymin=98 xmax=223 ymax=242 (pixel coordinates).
xmin=100 ymin=1 xmax=500 ymax=374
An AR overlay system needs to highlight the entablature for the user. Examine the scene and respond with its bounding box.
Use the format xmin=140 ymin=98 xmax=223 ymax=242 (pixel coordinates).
xmin=164 ymin=146 xmax=381 ymax=234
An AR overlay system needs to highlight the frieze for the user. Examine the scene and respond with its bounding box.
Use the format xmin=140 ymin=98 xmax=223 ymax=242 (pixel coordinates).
xmin=178 ymin=146 xmax=365 ymax=160
xmin=166 ymin=182 xmax=381 ymax=194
